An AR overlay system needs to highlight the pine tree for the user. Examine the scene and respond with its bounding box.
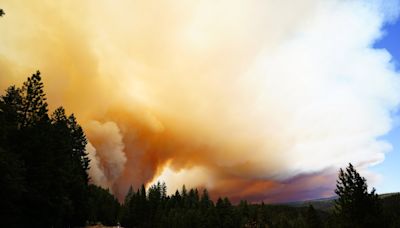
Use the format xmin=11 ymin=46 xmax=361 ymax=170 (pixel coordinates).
xmin=161 ymin=182 xmax=167 ymax=199
xmin=0 ymin=72 xmax=92 ymax=227
xmin=0 ymin=86 xmax=23 ymax=129
xmin=87 ymin=185 xmax=120 ymax=226
xmin=334 ymin=163 xmax=383 ymax=227
xmin=20 ymin=71 xmax=49 ymax=127
xmin=51 ymin=107 xmax=90 ymax=225
xmin=200 ymin=189 xmax=212 ymax=210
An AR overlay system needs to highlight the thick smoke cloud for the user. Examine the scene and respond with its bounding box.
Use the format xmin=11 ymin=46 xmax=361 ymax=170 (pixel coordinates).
xmin=0 ymin=0 xmax=399 ymax=202
xmin=85 ymin=121 xmax=126 ymax=191
xmin=86 ymin=142 xmax=109 ymax=189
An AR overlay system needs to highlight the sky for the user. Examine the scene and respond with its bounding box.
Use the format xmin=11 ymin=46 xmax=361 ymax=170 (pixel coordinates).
xmin=0 ymin=0 xmax=400 ymax=203
xmin=372 ymin=17 xmax=400 ymax=193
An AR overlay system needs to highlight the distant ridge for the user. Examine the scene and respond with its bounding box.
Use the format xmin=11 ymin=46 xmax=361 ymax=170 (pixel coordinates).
xmin=283 ymin=192 xmax=400 ymax=211
xmin=378 ymin=192 xmax=400 ymax=199
xmin=283 ymin=196 xmax=337 ymax=211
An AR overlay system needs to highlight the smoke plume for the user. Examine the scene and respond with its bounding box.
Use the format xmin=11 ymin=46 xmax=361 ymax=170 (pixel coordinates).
xmin=0 ymin=0 xmax=399 ymax=202
xmin=85 ymin=121 xmax=126 ymax=190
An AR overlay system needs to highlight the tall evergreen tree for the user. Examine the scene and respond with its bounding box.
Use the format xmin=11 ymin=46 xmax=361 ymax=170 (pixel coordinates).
xmin=200 ymin=189 xmax=212 ymax=210
xmin=334 ymin=163 xmax=383 ymax=227
xmin=87 ymin=185 xmax=120 ymax=226
xmin=0 ymin=85 xmax=25 ymax=227
xmin=20 ymin=71 xmax=48 ymax=127
xmin=51 ymin=107 xmax=90 ymax=225
xmin=0 ymin=86 xmax=23 ymax=129
xmin=0 ymin=72 xmax=91 ymax=227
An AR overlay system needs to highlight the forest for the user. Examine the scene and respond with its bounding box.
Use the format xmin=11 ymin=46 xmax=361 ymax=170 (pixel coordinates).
xmin=1 ymin=72 xmax=400 ymax=228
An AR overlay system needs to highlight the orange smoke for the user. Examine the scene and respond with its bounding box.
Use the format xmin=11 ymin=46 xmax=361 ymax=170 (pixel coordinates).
xmin=1 ymin=0 xmax=399 ymax=202
xmin=85 ymin=105 xmax=337 ymax=202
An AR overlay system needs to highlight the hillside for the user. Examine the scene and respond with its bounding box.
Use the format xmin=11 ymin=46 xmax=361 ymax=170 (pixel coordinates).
xmin=287 ymin=192 xmax=400 ymax=212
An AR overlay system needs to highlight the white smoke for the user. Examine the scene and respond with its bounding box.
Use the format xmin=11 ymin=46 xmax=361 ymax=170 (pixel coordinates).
xmin=86 ymin=142 xmax=109 ymax=189
xmin=85 ymin=121 xmax=127 ymax=189
xmin=237 ymin=0 xmax=400 ymax=177
xmin=142 ymin=0 xmax=400 ymax=188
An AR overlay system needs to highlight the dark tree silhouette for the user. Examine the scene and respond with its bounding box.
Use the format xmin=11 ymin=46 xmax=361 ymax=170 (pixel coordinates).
xmin=334 ymin=163 xmax=383 ymax=227
xmin=0 ymin=72 xmax=91 ymax=227
xmin=304 ymin=205 xmax=322 ymax=228
xmin=20 ymin=71 xmax=49 ymax=127
xmin=0 ymin=9 xmax=4 ymax=17
xmin=381 ymin=194 xmax=400 ymax=227
xmin=87 ymin=185 xmax=120 ymax=226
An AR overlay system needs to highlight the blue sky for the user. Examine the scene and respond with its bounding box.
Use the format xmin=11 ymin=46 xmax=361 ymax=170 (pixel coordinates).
xmin=372 ymin=17 xmax=400 ymax=193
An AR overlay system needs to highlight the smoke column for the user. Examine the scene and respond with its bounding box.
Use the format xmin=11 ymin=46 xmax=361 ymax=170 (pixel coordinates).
xmin=0 ymin=0 xmax=399 ymax=202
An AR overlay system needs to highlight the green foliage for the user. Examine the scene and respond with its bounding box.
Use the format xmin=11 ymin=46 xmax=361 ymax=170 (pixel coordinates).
xmin=334 ymin=163 xmax=383 ymax=227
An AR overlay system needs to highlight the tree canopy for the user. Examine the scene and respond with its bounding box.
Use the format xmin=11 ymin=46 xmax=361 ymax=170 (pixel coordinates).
xmin=0 ymin=72 xmax=90 ymax=227
xmin=334 ymin=163 xmax=383 ymax=227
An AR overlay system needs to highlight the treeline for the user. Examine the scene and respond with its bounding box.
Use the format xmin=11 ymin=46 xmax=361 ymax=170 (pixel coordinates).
xmin=116 ymin=164 xmax=400 ymax=228
xmin=118 ymin=182 xmax=324 ymax=228
xmin=96 ymin=183 xmax=400 ymax=228
xmin=111 ymin=164 xmax=400 ymax=228
xmin=87 ymin=185 xmax=121 ymax=226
